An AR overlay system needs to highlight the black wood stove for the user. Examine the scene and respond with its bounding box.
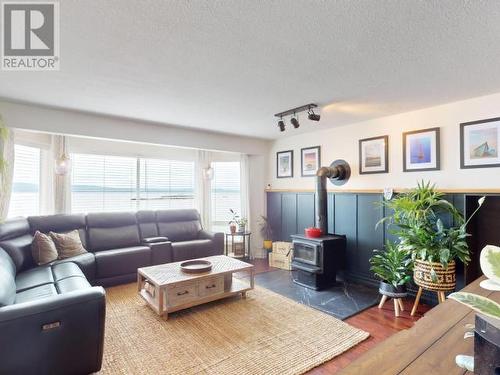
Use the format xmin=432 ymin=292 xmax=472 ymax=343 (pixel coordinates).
xmin=290 ymin=159 xmax=351 ymax=291
xmin=291 ymin=234 xmax=346 ymax=290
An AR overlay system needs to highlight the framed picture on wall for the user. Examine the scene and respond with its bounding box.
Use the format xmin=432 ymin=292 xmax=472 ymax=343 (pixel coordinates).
xmin=276 ymin=150 xmax=293 ymax=178
xmin=403 ymin=127 xmax=440 ymax=172
xmin=301 ymin=146 xmax=321 ymax=177
xmin=359 ymin=135 xmax=388 ymax=174
xmin=460 ymin=117 xmax=500 ymax=169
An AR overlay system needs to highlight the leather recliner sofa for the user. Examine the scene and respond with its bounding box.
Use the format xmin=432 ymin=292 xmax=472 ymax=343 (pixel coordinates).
xmin=0 ymin=208 xmax=223 ymax=375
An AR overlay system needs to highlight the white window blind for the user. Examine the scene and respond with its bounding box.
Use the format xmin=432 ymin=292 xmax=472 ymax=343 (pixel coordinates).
xmin=70 ymin=153 xmax=195 ymax=213
xmin=71 ymin=154 xmax=137 ymax=213
xmin=211 ymin=161 xmax=241 ymax=231
xmin=139 ymin=158 xmax=195 ymax=210
xmin=8 ymin=144 xmax=41 ymax=218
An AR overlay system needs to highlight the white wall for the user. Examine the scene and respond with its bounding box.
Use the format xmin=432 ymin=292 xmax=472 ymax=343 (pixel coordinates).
xmin=268 ymin=91 xmax=500 ymax=191
xmin=0 ymin=100 xmax=271 ymax=155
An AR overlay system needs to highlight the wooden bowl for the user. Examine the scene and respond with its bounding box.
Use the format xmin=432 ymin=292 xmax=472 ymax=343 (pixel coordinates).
xmin=180 ymin=259 xmax=212 ymax=274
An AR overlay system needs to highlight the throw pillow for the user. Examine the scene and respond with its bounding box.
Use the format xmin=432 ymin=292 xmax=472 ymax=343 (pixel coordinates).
xmin=50 ymin=230 xmax=87 ymax=259
xmin=31 ymin=231 xmax=59 ymax=265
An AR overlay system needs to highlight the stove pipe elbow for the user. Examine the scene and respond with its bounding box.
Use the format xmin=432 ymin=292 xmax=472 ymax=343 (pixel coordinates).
xmin=314 ymin=160 xmax=351 ymax=235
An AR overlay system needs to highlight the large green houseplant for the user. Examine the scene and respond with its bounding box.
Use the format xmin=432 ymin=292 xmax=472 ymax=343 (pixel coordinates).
xmin=379 ymin=181 xmax=484 ymax=289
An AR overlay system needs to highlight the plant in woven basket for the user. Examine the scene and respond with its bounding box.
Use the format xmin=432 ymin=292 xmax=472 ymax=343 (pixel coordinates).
xmin=370 ymin=241 xmax=412 ymax=289
xmin=379 ymin=181 xmax=485 ymax=282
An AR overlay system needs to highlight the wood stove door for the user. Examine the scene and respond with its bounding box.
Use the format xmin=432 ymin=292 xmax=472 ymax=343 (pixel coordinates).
xmin=292 ymin=241 xmax=320 ymax=266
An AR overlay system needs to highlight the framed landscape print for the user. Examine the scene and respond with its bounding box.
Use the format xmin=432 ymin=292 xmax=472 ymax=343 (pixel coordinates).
xmin=403 ymin=127 xmax=440 ymax=172
xmin=301 ymin=146 xmax=321 ymax=177
xmin=276 ymin=150 xmax=293 ymax=178
xmin=359 ymin=135 xmax=388 ymax=174
xmin=460 ymin=117 xmax=500 ymax=169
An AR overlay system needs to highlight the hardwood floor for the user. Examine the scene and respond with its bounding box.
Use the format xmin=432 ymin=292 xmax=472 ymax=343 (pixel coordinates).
xmin=249 ymin=258 xmax=432 ymax=374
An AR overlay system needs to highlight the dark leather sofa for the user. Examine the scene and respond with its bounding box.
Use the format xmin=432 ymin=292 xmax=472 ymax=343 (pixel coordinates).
xmin=0 ymin=209 xmax=223 ymax=375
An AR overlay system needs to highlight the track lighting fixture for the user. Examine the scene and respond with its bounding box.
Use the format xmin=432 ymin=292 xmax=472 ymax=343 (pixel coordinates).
xmin=278 ymin=118 xmax=285 ymax=132
xmin=274 ymin=103 xmax=319 ymax=132
xmin=308 ymin=108 xmax=320 ymax=122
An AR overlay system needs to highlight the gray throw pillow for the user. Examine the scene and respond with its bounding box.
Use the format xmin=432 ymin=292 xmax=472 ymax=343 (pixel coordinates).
xmin=50 ymin=230 xmax=87 ymax=259
xmin=31 ymin=231 xmax=59 ymax=265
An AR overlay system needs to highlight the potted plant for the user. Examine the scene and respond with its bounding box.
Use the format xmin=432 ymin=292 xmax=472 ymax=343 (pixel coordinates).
xmin=370 ymin=241 xmax=412 ymax=315
xmin=229 ymin=209 xmax=247 ymax=233
xmin=380 ymin=181 xmax=485 ymax=293
xmin=258 ymin=216 xmax=273 ymax=251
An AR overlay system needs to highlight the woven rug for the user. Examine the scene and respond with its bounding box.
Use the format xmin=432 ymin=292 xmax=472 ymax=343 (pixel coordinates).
xmin=100 ymin=283 xmax=369 ymax=375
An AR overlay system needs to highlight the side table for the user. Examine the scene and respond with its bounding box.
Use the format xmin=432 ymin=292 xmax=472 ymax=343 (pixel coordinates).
xmin=225 ymin=232 xmax=251 ymax=259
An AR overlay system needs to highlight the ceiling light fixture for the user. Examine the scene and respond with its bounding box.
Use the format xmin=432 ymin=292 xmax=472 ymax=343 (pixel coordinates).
xmin=274 ymin=103 xmax=319 ymax=132
xmin=308 ymin=108 xmax=321 ymax=122
xmin=278 ymin=118 xmax=285 ymax=132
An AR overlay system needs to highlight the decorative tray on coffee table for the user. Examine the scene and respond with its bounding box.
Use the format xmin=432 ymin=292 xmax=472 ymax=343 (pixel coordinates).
xmin=180 ymin=259 xmax=212 ymax=274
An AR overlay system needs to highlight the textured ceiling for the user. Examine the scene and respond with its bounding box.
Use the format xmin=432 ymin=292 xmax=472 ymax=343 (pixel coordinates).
xmin=1 ymin=1 xmax=500 ymax=139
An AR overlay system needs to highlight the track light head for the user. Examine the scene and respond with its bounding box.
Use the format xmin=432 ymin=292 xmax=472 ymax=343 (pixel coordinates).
xmin=290 ymin=116 xmax=300 ymax=129
xmin=278 ymin=120 xmax=285 ymax=132
xmin=308 ymin=109 xmax=320 ymax=122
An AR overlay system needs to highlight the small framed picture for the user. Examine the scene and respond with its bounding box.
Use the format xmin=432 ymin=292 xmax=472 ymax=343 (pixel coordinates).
xmin=301 ymin=146 xmax=321 ymax=177
xmin=276 ymin=150 xmax=293 ymax=178
xmin=359 ymin=136 xmax=388 ymax=174
xmin=460 ymin=117 xmax=500 ymax=169
xmin=403 ymin=127 xmax=440 ymax=172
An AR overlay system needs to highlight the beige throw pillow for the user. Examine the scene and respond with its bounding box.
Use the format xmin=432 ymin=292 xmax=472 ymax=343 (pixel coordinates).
xmin=32 ymin=231 xmax=59 ymax=265
xmin=50 ymin=230 xmax=87 ymax=259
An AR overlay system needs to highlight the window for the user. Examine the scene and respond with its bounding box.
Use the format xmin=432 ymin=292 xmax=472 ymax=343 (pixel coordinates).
xmin=211 ymin=161 xmax=241 ymax=232
xmin=8 ymin=145 xmax=41 ymax=218
xmin=71 ymin=154 xmax=137 ymax=213
xmin=139 ymin=158 xmax=195 ymax=210
xmin=71 ymin=153 xmax=195 ymax=213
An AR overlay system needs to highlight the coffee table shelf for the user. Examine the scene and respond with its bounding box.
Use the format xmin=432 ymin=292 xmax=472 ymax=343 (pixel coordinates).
xmin=137 ymin=255 xmax=254 ymax=319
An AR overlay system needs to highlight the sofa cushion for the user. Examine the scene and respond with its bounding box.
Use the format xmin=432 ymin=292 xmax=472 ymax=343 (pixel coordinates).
xmin=156 ymin=209 xmax=202 ymax=242
xmin=51 ymin=252 xmax=96 ymax=281
xmin=31 ymin=230 xmax=58 ymax=265
xmin=28 ymin=214 xmax=88 ymax=248
xmin=51 ymin=262 xmax=85 ymax=281
xmin=137 ymin=210 xmax=159 ymax=239
xmin=94 ymin=246 xmax=151 ymax=278
xmin=15 ymin=266 xmax=54 ymax=293
xmin=171 ymin=239 xmax=214 ymax=261
xmin=56 ymin=276 xmax=91 ymax=294
xmin=0 ymin=268 xmax=15 ymax=307
xmin=15 ymin=283 xmax=58 ymax=304
xmin=49 ymin=230 xmax=87 ymax=259
xmin=87 ymin=212 xmax=140 ymax=251
xmin=0 ymin=218 xmax=34 ymax=272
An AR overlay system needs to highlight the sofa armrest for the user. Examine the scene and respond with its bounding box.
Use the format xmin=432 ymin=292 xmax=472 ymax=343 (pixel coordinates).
xmin=0 ymin=287 xmax=106 ymax=375
xmin=142 ymin=236 xmax=169 ymax=244
xmin=198 ymin=230 xmax=224 ymax=255
xmin=144 ymin=241 xmax=173 ymax=265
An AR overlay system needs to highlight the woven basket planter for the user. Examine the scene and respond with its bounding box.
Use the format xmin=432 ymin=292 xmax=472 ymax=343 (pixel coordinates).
xmin=413 ymin=259 xmax=456 ymax=292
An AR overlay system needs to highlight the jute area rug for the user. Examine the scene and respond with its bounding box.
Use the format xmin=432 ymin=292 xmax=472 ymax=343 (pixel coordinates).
xmin=100 ymin=283 xmax=369 ymax=375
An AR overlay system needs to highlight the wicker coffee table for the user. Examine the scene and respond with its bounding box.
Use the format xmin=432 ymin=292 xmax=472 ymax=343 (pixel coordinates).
xmin=137 ymin=255 xmax=254 ymax=319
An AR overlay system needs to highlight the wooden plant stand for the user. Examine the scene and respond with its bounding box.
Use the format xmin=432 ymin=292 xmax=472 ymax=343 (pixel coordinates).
xmin=410 ymin=286 xmax=447 ymax=316
xmin=378 ymin=295 xmax=405 ymax=317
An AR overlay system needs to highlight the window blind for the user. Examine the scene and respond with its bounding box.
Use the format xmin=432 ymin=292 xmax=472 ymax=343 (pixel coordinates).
xmin=70 ymin=153 xmax=195 ymax=213
xmin=8 ymin=144 xmax=41 ymax=218
xmin=211 ymin=161 xmax=241 ymax=231
xmin=139 ymin=158 xmax=195 ymax=210
xmin=71 ymin=153 xmax=137 ymax=213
